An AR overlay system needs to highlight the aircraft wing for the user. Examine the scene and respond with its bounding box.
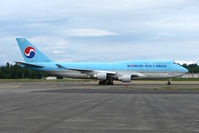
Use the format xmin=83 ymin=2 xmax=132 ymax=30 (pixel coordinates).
xmin=56 ymin=64 xmax=116 ymax=75
xmin=55 ymin=64 xmax=141 ymax=77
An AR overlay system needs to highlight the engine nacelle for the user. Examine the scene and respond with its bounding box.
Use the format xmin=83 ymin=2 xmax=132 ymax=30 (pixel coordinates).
xmin=94 ymin=73 xmax=107 ymax=80
xmin=120 ymin=75 xmax=131 ymax=82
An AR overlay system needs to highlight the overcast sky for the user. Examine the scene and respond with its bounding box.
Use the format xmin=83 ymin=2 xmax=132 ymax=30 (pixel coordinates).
xmin=0 ymin=0 xmax=199 ymax=65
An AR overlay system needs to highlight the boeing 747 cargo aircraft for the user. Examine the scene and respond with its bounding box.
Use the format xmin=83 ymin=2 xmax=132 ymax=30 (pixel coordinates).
xmin=16 ymin=38 xmax=188 ymax=85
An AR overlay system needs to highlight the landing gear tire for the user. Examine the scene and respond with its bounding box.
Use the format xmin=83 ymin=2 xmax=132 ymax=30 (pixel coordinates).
xmin=107 ymin=81 xmax=113 ymax=85
xmin=99 ymin=80 xmax=105 ymax=85
xmin=99 ymin=80 xmax=113 ymax=85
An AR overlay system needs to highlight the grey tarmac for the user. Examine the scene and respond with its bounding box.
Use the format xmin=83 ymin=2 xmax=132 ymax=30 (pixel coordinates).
xmin=0 ymin=81 xmax=199 ymax=133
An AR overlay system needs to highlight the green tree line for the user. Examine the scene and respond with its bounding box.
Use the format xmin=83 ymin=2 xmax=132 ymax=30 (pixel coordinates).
xmin=182 ymin=64 xmax=199 ymax=73
xmin=0 ymin=62 xmax=50 ymax=79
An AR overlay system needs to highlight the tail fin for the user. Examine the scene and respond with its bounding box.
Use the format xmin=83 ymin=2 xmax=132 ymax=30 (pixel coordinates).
xmin=16 ymin=38 xmax=52 ymax=62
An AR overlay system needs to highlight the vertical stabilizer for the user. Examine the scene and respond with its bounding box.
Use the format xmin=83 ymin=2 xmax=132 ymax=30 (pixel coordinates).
xmin=16 ymin=38 xmax=52 ymax=62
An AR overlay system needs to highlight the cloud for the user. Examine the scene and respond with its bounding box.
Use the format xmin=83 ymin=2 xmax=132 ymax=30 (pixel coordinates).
xmin=67 ymin=29 xmax=117 ymax=37
xmin=0 ymin=0 xmax=190 ymax=20
xmin=175 ymin=60 xmax=196 ymax=65
xmin=29 ymin=36 xmax=68 ymax=50
xmin=53 ymin=50 xmax=63 ymax=54
xmin=0 ymin=0 xmax=199 ymax=65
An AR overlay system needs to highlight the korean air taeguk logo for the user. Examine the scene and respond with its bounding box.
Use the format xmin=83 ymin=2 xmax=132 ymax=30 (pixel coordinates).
xmin=24 ymin=47 xmax=36 ymax=58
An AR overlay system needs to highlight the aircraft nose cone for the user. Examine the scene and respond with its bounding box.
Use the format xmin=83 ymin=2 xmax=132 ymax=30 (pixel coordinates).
xmin=177 ymin=65 xmax=188 ymax=73
xmin=182 ymin=66 xmax=188 ymax=73
xmin=184 ymin=68 xmax=189 ymax=72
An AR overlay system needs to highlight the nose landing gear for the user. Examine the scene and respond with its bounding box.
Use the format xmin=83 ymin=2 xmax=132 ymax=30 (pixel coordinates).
xmin=167 ymin=79 xmax=172 ymax=85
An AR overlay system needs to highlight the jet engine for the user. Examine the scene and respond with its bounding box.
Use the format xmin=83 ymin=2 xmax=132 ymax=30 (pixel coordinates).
xmin=120 ymin=75 xmax=131 ymax=82
xmin=94 ymin=73 xmax=107 ymax=80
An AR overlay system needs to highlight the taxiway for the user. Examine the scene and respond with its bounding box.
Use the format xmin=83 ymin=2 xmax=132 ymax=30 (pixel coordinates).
xmin=0 ymin=81 xmax=199 ymax=133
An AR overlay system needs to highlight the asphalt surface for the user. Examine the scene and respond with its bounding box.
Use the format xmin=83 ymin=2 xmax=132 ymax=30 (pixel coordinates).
xmin=1 ymin=81 xmax=199 ymax=133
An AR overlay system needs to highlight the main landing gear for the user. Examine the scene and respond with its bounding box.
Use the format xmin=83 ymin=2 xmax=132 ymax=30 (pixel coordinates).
xmin=99 ymin=80 xmax=114 ymax=85
xmin=167 ymin=79 xmax=172 ymax=85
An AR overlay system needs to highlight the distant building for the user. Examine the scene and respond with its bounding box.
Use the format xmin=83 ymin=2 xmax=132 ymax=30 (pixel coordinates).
xmin=181 ymin=73 xmax=199 ymax=78
xmin=46 ymin=76 xmax=57 ymax=80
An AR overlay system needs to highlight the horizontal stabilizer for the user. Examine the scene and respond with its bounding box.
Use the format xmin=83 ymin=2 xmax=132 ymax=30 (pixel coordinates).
xmin=16 ymin=62 xmax=44 ymax=68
